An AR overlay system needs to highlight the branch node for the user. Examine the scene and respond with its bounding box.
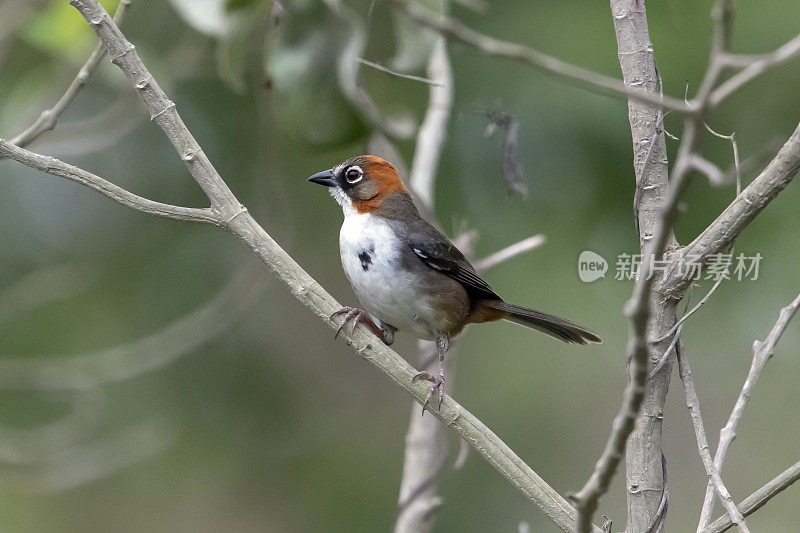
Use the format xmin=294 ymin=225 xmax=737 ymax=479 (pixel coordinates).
xmin=150 ymin=101 xmax=176 ymax=121
xmin=181 ymin=148 xmax=199 ymax=162
xmin=223 ymin=205 xmax=249 ymax=226
xmin=111 ymin=44 xmax=136 ymax=63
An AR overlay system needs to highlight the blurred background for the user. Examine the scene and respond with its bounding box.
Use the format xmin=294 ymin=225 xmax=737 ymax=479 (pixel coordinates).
xmin=0 ymin=0 xmax=799 ymax=531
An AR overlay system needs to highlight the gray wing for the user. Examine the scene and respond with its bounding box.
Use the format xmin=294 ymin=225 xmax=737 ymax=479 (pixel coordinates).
xmin=406 ymin=224 xmax=500 ymax=300
xmin=377 ymin=193 xmax=500 ymax=300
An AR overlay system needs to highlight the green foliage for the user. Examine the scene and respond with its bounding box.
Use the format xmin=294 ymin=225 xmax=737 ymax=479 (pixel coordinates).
xmin=24 ymin=0 xmax=119 ymax=55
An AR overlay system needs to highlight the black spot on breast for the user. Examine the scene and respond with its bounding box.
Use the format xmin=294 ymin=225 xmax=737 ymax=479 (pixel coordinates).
xmin=358 ymin=250 xmax=373 ymax=271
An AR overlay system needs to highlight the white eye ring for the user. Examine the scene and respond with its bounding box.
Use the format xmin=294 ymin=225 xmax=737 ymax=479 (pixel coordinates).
xmin=345 ymin=165 xmax=363 ymax=184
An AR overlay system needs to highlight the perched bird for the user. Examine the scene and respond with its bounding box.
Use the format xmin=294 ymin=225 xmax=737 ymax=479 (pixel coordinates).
xmin=308 ymin=155 xmax=600 ymax=411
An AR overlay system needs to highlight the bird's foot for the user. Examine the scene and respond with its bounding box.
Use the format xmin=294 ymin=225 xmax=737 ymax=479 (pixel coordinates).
xmin=331 ymin=306 xmax=391 ymax=344
xmin=412 ymin=371 xmax=445 ymax=414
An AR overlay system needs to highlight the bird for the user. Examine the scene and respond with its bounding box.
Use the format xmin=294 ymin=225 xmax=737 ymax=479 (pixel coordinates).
xmin=307 ymin=155 xmax=601 ymax=411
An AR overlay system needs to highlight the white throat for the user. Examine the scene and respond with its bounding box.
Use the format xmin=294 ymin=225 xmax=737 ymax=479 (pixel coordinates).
xmin=329 ymin=187 xmax=357 ymax=217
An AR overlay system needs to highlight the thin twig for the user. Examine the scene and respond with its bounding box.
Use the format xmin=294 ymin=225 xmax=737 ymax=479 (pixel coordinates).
xmin=326 ymin=0 xmax=414 ymax=139
xmin=5 ymin=0 xmax=133 ymax=153
xmin=653 ymin=277 xmax=724 ymax=343
xmin=473 ymin=235 xmax=546 ymax=272
xmin=648 ymin=322 xmax=684 ymax=380
xmin=0 ymin=140 xmax=220 ymax=225
xmin=356 ymin=57 xmax=445 ymax=86
xmin=676 ymin=348 xmax=750 ymax=532
xmin=703 ymin=124 xmax=742 ymax=194
xmin=701 ymin=461 xmax=800 ymax=533
xmin=710 ymin=34 xmax=800 ymax=107
xmin=389 ymin=0 xmax=694 ymax=114
xmin=697 ymin=292 xmax=800 ymax=530
xmin=667 ymin=122 xmax=800 ymax=294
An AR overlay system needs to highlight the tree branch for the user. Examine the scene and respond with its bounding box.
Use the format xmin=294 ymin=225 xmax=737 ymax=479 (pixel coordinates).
xmin=666 ymin=122 xmax=800 ymax=295
xmin=388 ymin=0 xmax=693 ymax=114
xmin=697 ymin=292 xmax=800 ymax=529
xmin=571 ymin=2 xmax=681 ymax=529
xmin=701 ymin=461 xmax=800 ymax=533
xmin=5 ymin=0 xmax=133 ymax=153
xmin=710 ymin=34 xmax=800 ymax=107
xmin=356 ymin=57 xmax=445 ymax=87
xmin=472 ymin=234 xmax=546 ymax=272
xmin=408 ymin=37 xmax=453 ymax=213
xmin=0 ymin=139 xmax=220 ymax=226
xmin=676 ymin=349 xmax=749 ymax=532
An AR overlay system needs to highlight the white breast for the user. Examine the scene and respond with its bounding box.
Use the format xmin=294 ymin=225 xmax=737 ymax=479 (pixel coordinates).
xmin=339 ymin=213 xmax=436 ymax=340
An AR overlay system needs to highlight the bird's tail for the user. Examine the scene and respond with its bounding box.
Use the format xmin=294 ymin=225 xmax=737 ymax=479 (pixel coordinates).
xmin=484 ymin=301 xmax=602 ymax=345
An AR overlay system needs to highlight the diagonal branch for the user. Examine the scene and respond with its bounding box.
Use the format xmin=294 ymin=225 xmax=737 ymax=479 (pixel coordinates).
xmin=710 ymin=34 xmax=800 ymax=106
xmin=701 ymin=461 xmax=800 ymax=533
xmin=0 ymin=139 xmax=219 ymax=225
xmin=697 ymin=292 xmax=800 ymax=529
xmin=676 ymin=349 xmax=749 ymax=532
xmin=666 ymin=122 xmax=800 ymax=295
xmin=5 ymin=0 xmax=133 ymax=153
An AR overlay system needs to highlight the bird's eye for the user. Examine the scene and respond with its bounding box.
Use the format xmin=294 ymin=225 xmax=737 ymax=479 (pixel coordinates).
xmin=345 ymin=165 xmax=363 ymax=184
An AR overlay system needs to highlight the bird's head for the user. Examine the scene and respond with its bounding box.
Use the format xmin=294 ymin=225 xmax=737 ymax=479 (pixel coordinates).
xmin=307 ymin=155 xmax=408 ymax=215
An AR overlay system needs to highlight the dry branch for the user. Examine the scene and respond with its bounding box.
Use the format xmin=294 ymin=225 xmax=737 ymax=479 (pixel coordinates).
xmin=1 ymin=1 xmax=795 ymax=531
xmin=572 ymin=2 xmax=678 ymax=530
xmin=0 ymin=140 xmax=219 ymax=225
xmin=665 ymin=122 xmax=800 ymax=295
xmin=677 ymin=351 xmax=749 ymax=532
xmin=473 ymin=235 xmax=546 ymax=272
xmin=389 ymin=0 xmax=692 ymax=113
xmin=697 ymin=292 xmax=800 ymax=529
xmin=6 ymin=0 xmax=133 ymax=153
xmin=701 ymin=461 xmax=800 ymax=533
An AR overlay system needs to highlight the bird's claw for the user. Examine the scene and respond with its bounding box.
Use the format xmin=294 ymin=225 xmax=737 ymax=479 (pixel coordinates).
xmin=331 ymin=306 xmax=366 ymax=339
xmin=413 ymin=371 xmax=445 ymax=414
xmin=331 ymin=306 xmax=394 ymax=345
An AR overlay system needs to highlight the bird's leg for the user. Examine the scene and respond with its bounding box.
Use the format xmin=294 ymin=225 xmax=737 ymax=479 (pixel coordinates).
xmin=412 ymin=336 xmax=449 ymax=414
xmin=330 ymin=306 xmax=393 ymax=345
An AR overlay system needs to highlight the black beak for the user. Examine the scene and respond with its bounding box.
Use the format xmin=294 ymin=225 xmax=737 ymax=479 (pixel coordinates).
xmin=307 ymin=169 xmax=337 ymax=187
